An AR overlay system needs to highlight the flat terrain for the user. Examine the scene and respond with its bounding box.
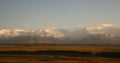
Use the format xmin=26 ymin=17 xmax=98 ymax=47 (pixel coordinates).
xmin=0 ymin=55 xmax=120 ymax=63
xmin=0 ymin=44 xmax=120 ymax=52
xmin=0 ymin=44 xmax=120 ymax=63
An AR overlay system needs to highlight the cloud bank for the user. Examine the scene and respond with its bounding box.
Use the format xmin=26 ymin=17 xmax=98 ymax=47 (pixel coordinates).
xmin=0 ymin=24 xmax=120 ymax=45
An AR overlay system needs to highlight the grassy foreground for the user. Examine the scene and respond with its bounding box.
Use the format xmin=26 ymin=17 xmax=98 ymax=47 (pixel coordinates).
xmin=0 ymin=44 xmax=120 ymax=63
xmin=0 ymin=44 xmax=120 ymax=52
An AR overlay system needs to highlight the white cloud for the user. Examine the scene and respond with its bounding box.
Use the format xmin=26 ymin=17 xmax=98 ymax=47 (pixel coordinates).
xmin=42 ymin=27 xmax=65 ymax=38
xmin=12 ymin=29 xmax=28 ymax=37
xmin=99 ymin=24 xmax=113 ymax=27
xmin=0 ymin=29 xmax=11 ymax=37
xmin=86 ymin=24 xmax=113 ymax=31
xmin=0 ymin=29 xmax=28 ymax=37
xmin=86 ymin=24 xmax=120 ymax=35
xmin=0 ymin=24 xmax=120 ymax=44
xmin=0 ymin=24 xmax=119 ymax=39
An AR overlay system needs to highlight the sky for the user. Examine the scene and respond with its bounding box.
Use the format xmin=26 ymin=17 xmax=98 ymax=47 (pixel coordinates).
xmin=0 ymin=0 xmax=120 ymax=30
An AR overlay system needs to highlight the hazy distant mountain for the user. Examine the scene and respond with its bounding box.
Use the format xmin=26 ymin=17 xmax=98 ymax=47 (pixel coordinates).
xmin=0 ymin=24 xmax=120 ymax=45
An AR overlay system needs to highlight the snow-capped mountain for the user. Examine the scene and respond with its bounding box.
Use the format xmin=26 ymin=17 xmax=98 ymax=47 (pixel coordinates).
xmin=86 ymin=24 xmax=120 ymax=35
xmin=36 ymin=27 xmax=64 ymax=38
xmin=0 ymin=29 xmax=28 ymax=37
xmin=0 ymin=24 xmax=120 ymax=45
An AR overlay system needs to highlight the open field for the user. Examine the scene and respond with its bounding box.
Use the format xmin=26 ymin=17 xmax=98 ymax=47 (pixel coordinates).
xmin=0 ymin=55 xmax=120 ymax=63
xmin=0 ymin=44 xmax=120 ymax=63
xmin=0 ymin=44 xmax=120 ymax=52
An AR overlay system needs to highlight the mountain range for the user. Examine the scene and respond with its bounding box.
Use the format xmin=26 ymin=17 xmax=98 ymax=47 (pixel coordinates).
xmin=0 ymin=24 xmax=120 ymax=45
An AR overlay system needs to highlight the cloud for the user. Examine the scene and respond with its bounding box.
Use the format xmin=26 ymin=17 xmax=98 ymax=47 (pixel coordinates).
xmin=0 ymin=24 xmax=120 ymax=44
xmin=12 ymin=29 xmax=28 ymax=37
xmin=99 ymin=24 xmax=113 ymax=27
xmin=0 ymin=29 xmax=11 ymax=37
xmin=85 ymin=24 xmax=117 ymax=34
xmin=37 ymin=27 xmax=65 ymax=38
xmin=86 ymin=24 xmax=113 ymax=31
xmin=0 ymin=24 xmax=119 ymax=38
xmin=0 ymin=29 xmax=27 ymax=37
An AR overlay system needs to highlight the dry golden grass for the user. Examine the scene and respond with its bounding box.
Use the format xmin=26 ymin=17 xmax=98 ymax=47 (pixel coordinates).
xmin=0 ymin=45 xmax=120 ymax=63
xmin=0 ymin=45 xmax=120 ymax=53
xmin=0 ymin=55 xmax=120 ymax=63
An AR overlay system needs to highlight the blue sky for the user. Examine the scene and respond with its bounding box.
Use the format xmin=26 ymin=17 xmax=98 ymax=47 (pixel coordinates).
xmin=0 ymin=0 xmax=120 ymax=30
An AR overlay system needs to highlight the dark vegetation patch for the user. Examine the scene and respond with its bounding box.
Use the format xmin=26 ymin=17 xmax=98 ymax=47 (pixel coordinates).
xmin=34 ymin=50 xmax=92 ymax=57
xmin=0 ymin=50 xmax=120 ymax=58
xmin=0 ymin=50 xmax=92 ymax=57
xmin=95 ymin=52 xmax=120 ymax=58
xmin=0 ymin=62 xmax=24 ymax=63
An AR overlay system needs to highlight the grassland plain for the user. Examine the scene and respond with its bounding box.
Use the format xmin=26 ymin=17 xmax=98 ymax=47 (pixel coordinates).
xmin=0 ymin=44 xmax=120 ymax=52
xmin=0 ymin=55 xmax=120 ymax=63
xmin=0 ymin=44 xmax=120 ymax=63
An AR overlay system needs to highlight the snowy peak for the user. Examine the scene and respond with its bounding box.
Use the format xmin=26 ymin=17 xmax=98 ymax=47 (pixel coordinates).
xmin=0 ymin=29 xmax=27 ymax=37
xmin=33 ymin=27 xmax=65 ymax=38
xmin=86 ymin=24 xmax=120 ymax=35
xmin=86 ymin=24 xmax=113 ymax=31
xmin=0 ymin=24 xmax=120 ymax=44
